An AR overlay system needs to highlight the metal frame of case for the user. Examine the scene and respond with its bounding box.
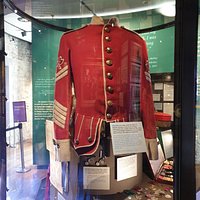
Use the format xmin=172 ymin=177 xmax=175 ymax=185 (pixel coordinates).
xmin=0 ymin=0 xmax=6 ymax=199
xmin=174 ymin=0 xmax=198 ymax=199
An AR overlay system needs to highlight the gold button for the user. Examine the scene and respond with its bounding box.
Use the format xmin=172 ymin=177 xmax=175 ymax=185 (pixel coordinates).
xmin=106 ymin=59 xmax=112 ymax=66
xmin=106 ymin=47 xmax=112 ymax=53
xmin=106 ymin=72 xmax=113 ymax=79
xmin=104 ymin=27 xmax=110 ymax=33
xmin=88 ymin=136 xmax=92 ymax=143
xmin=105 ymin=36 xmax=111 ymax=42
xmin=106 ymin=113 xmax=112 ymax=119
xmin=107 ymin=100 xmax=113 ymax=106
xmin=75 ymin=139 xmax=79 ymax=145
xmin=107 ymin=86 xmax=114 ymax=93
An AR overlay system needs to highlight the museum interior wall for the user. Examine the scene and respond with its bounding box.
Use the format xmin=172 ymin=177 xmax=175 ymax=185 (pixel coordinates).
xmin=5 ymin=33 xmax=32 ymax=145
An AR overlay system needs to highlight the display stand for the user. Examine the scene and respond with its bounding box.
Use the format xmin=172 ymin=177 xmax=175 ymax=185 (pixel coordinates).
xmin=46 ymin=120 xmax=143 ymax=199
xmin=83 ymin=147 xmax=143 ymax=196
xmin=81 ymin=121 xmax=143 ymax=195
xmin=6 ymin=123 xmax=31 ymax=173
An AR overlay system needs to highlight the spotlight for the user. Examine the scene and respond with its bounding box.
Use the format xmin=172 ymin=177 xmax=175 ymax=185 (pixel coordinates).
xmin=17 ymin=17 xmax=29 ymax=22
xmin=21 ymin=31 xmax=26 ymax=37
xmin=157 ymin=3 xmax=176 ymax=17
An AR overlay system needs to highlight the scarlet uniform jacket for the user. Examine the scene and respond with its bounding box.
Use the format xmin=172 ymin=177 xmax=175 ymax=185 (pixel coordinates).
xmin=53 ymin=19 xmax=158 ymax=161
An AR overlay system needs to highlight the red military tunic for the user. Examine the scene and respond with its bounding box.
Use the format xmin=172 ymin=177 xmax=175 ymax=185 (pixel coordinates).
xmin=53 ymin=19 xmax=158 ymax=161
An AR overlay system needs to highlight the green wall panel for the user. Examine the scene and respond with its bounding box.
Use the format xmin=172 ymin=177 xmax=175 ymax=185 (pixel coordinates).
xmin=32 ymin=27 xmax=63 ymax=164
xmin=141 ymin=26 xmax=174 ymax=73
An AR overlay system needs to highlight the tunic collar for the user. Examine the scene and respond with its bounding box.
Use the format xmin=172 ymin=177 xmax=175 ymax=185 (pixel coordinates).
xmin=90 ymin=16 xmax=104 ymax=25
xmin=90 ymin=16 xmax=120 ymax=27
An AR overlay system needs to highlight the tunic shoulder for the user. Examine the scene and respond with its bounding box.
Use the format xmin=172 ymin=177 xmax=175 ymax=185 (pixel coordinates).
xmin=63 ymin=25 xmax=88 ymax=36
xmin=120 ymin=26 xmax=145 ymax=42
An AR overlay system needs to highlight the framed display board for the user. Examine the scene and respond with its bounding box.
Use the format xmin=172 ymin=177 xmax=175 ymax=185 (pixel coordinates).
xmin=151 ymin=73 xmax=174 ymax=120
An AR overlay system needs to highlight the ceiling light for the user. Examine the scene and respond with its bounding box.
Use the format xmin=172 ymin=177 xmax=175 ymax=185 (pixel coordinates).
xmin=157 ymin=3 xmax=175 ymax=17
xmin=142 ymin=0 xmax=149 ymax=5
xmin=21 ymin=31 xmax=26 ymax=37
xmin=17 ymin=17 xmax=29 ymax=22
xmin=35 ymin=2 xmax=175 ymax=19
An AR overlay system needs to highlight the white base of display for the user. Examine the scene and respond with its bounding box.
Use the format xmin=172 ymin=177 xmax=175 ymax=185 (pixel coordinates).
xmin=16 ymin=167 xmax=31 ymax=173
xmin=82 ymin=141 xmax=143 ymax=195
xmin=85 ymin=149 xmax=143 ymax=195
xmin=46 ymin=120 xmax=143 ymax=197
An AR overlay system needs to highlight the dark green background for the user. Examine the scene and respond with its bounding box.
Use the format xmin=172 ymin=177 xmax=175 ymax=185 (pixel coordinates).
xmin=141 ymin=27 xmax=174 ymax=73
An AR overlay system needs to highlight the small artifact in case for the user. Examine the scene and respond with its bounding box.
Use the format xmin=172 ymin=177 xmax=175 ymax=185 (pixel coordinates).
xmin=154 ymin=112 xmax=172 ymax=128
xmin=156 ymin=158 xmax=173 ymax=185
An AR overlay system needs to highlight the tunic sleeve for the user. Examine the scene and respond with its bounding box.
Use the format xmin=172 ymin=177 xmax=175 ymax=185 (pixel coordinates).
xmin=53 ymin=34 xmax=72 ymax=161
xmin=141 ymin=40 xmax=158 ymax=160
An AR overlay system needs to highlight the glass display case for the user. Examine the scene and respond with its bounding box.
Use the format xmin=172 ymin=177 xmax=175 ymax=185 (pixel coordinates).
xmin=0 ymin=0 xmax=199 ymax=199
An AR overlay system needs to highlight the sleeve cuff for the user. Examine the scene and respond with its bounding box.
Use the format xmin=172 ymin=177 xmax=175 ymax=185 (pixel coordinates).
xmin=53 ymin=139 xmax=71 ymax=161
xmin=145 ymin=138 xmax=158 ymax=160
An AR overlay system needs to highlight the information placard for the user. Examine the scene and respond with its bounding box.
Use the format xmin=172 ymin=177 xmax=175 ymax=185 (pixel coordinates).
xmin=83 ymin=167 xmax=110 ymax=190
xmin=49 ymin=152 xmax=63 ymax=194
xmin=110 ymin=122 xmax=147 ymax=155
xmin=161 ymin=130 xmax=173 ymax=159
xmin=116 ymin=154 xmax=137 ymax=181
xmin=141 ymin=27 xmax=174 ymax=73
xmin=13 ymin=101 xmax=27 ymax=122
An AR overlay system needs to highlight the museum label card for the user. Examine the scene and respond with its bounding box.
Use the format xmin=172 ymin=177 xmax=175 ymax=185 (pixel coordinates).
xmin=161 ymin=130 xmax=173 ymax=159
xmin=154 ymin=102 xmax=163 ymax=111
xmin=163 ymin=103 xmax=174 ymax=120
xmin=45 ymin=120 xmax=54 ymax=152
xmin=83 ymin=167 xmax=110 ymax=190
xmin=153 ymin=93 xmax=161 ymax=101
xmin=49 ymin=152 xmax=63 ymax=194
xmin=154 ymin=83 xmax=163 ymax=90
xmin=163 ymin=83 xmax=174 ymax=101
xmin=13 ymin=101 xmax=27 ymax=122
xmin=117 ymin=154 xmax=137 ymax=181
xmin=150 ymin=142 xmax=165 ymax=175
xmin=110 ymin=122 xmax=147 ymax=155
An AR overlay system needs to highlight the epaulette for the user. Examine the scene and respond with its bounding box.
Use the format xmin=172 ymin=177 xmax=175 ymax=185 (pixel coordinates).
xmin=120 ymin=26 xmax=144 ymax=41
xmin=63 ymin=25 xmax=88 ymax=35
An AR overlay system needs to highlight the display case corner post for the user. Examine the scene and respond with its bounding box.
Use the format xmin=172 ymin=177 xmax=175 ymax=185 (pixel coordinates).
xmin=174 ymin=0 xmax=198 ymax=199
xmin=0 ymin=1 xmax=6 ymax=199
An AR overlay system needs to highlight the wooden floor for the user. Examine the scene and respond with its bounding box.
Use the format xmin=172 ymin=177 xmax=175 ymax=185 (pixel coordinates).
xmin=6 ymin=139 xmax=172 ymax=200
xmin=5 ymin=139 xmax=176 ymax=200
xmin=6 ymin=139 xmax=48 ymax=200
